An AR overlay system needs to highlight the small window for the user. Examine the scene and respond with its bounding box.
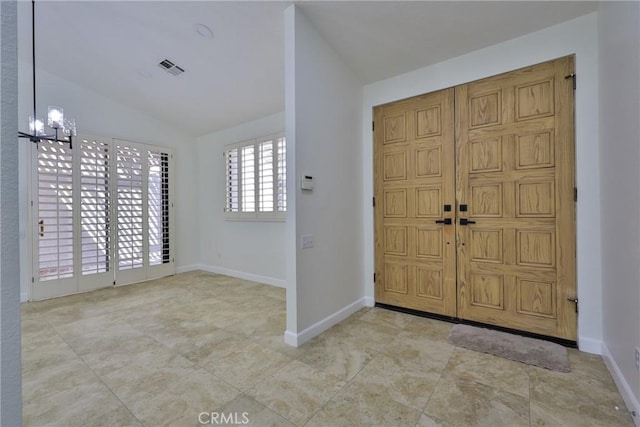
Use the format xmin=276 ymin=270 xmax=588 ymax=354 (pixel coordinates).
xmin=224 ymin=133 xmax=286 ymax=220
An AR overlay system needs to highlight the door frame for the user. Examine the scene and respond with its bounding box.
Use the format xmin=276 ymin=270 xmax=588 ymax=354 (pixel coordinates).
xmin=372 ymin=56 xmax=577 ymax=341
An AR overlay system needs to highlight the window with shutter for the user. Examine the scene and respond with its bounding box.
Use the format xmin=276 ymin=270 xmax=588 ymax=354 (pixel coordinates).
xmin=224 ymin=132 xmax=286 ymax=220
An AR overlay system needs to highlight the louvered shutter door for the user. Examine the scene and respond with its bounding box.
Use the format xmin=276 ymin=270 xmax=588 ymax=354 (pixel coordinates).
xmin=115 ymin=142 xmax=147 ymax=284
xmin=33 ymin=140 xmax=77 ymax=299
xmin=148 ymin=150 xmax=171 ymax=269
xmin=78 ymin=137 xmax=114 ymax=291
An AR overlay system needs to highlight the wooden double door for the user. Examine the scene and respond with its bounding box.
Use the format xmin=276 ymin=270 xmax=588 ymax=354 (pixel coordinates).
xmin=374 ymin=56 xmax=576 ymax=340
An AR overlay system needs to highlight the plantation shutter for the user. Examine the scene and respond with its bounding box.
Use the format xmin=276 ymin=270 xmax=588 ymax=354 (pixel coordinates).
xmin=115 ymin=143 xmax=144 ymax=273
xmin=37 ymin=140 xmax=75 ymax=281
xmin=80 ymin=138 xmax=111 ymax=276
xmin=148 ymin=150 xmax=171 ymax=266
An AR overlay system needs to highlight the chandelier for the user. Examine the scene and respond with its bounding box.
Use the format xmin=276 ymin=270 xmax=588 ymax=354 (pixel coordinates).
xmin=18 ymin=0 xmax=76 ymax=148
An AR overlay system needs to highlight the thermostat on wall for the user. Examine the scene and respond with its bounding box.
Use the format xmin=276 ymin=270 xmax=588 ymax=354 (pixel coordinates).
xmin=301 ymin=175 xmax=314 ymax=191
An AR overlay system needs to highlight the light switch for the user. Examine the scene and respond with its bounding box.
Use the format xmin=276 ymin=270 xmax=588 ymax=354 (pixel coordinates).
xmin=301 ymin=234 xmax=314 ymax=249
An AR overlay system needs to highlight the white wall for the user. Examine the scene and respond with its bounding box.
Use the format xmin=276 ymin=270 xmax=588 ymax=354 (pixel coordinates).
xmin=599 ymin=1 xmax=640 ymax=420
xmin=194 ymin=112 xmax=286 ymax=287
xmin=0 ymin=1 xmax=23 ymax=424
xmin=18 ymin=62 xmax=199 ymax=300
xmin=362 ymin=13 xmax=602 ymax=351
xmin=284 ymin=6 xmax=364 ymax=345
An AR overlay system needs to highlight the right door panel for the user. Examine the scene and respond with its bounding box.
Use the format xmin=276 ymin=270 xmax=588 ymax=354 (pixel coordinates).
xmin=455 ymin=56 xmax=576 ymax=340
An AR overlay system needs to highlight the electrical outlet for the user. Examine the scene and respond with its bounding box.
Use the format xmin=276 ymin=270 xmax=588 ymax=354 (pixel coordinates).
xmin=635 ymin=347 xmax=640 ymax=371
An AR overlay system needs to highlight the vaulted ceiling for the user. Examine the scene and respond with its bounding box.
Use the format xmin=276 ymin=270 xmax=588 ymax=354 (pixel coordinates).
xmin=18 ymin=1 xmax=597 ymax=137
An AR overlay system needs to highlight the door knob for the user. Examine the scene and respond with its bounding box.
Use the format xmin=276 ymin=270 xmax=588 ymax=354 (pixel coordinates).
xmin=459 ymin=218 xmax=476 ymax=225
xmin=435 ymin=218 xmax=452 ymax=225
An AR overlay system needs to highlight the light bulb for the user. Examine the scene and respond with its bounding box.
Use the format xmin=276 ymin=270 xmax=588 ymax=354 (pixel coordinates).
xmin=47 ymin=106 xmax=64 ymax=129
xmin=29 ymin=116 xmax=45 ymax=135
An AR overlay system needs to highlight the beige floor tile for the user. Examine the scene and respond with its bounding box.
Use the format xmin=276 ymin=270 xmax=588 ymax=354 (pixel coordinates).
xmin=322 ymin=317 xmax=400 ymax=351
xmin=531 ymin=400 xmax=634 ymax=427
xmin=295 ymin=335 xmax=378 ymax=381
xmin=22 ymin=357 xmax=100 ymax=403
xmin=21 ymin=334 xmax=78 ymax=375
xmin=424 ymin=376 xmax=529 ymax=427
xmin=20 ymin=271 xmax=635 ymax=427
xmin=567 ymin=348 xmax=619 ymax=383
xmin=248 ymin=333 xmax=304 ymax=359
xmin=444 ymin=347 xmax=530 ymax=397
xmin=214 ymin=394 xmax=297 ymax=427
xmin=182 ymin=330 xmax=240 ymax=365
xmin=23 ymin=381 xmax=122 ymax=427
xmin=530 ymin=398 xmax=634 ymax=426
xmin=401 ymin=316 xmax=454 ymax=341
xmin=101 ymin=353 xmax=198 ymax=403
xmin=53 ymin=316 xmax=144 ymax=356
xmin=224 ymin=311 xmax=286 ymax=338
xmin=416 ymin=412 xmax=448 ymax=427
xmin=306 ymin=381 xmax=422 ymax=427
xmin=123 ymin=368 xmax=240 ymax=426
xmin=356 ymin=307 xmax=417 ymax=329
xmin=350 ymin=353 xmax=441 ymax=410
xmin=529 ymin=365 xmax=634 ymax=425
xmin=382 ymin=331 xmax=454 ymax=373
xmin=82 ymin=336 xmax=185 ymax=376
xmin=84 ymin=406 xmax=143 ymax=427
xmin=201 ymin=339 xmax=292 ymax=391
xmin=247 ymin=360 xmax=346 ymax=425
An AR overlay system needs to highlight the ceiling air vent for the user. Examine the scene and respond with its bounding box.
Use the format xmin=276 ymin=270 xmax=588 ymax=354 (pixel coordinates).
xmin=158 ymin=59 xmax=185 ymax=76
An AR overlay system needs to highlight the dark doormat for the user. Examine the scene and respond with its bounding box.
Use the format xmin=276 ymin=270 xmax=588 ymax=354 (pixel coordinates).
xmin=448 ymin=324 xmax=571 ymax=372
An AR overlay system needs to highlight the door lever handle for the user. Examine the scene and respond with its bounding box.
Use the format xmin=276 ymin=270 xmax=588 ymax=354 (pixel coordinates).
xmin=435 ymin=218 xmax=452 ymax=225
xmin=460 ymin=218 xmax=476 ymax=225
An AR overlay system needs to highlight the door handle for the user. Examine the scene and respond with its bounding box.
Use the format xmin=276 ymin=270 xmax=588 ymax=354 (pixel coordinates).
xmin=435 ymin=218 xmax=452 ymax=225
xmin=460 ymin=218 xmax=476 ymax=225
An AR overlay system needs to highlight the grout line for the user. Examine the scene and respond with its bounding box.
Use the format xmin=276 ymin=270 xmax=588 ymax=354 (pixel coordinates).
xmin=51 ymin=321 xmax=145 ymax=426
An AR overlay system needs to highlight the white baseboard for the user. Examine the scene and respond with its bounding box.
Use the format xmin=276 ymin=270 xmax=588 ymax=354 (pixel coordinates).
xmin=364 ymin=296 xmax=375 ymax=307
xmin=602 ymin=343 xmax=640 ymax=426
xmin=20 ymin=292 xmax=28 ymax=303
xmin=191 ymin=264 xmax=286 ymax=288
xmin=175 ymin=264 xmax=200 ymax=274
xmin=578 ymin=337 xmax=603 ymax=355
xmin=283 ymin=297 xmax=368 ymax=347
xmin=283 ymin=330 xmax=298 ymax=347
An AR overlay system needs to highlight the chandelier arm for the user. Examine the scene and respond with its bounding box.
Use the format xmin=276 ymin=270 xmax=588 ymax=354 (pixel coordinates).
xmin=19 ymin=0 xmax=75 ymax=148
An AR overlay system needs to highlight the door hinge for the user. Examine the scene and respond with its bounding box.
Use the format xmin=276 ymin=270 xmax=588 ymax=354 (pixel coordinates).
xmin=574 ymin=187 xmax=578 ymax=202
xmin=372 ymin=197 xmax=376 ymax=207
xmin=372 ymin=121 xmax=375 ymax=131
xmin=31 ymin=277 xmax=34 ymax=283
xmin=373 ymin=273 xmax=376 ymax=282
xmin=565 ymin=73 xmax=576 ymax=90
xmin=30 ymin=200 xmax=33 ymax=207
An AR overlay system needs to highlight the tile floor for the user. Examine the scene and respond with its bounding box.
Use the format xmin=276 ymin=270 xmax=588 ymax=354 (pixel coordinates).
xmin=22 ymin=271 xmax=635 ymax=426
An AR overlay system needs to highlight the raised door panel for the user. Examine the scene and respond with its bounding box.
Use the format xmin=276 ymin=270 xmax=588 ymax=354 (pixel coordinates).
xmin=456 ymin=56 xmax=576 ymax=340
xmin=374 ymin=89 xmax=456 ymax=316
